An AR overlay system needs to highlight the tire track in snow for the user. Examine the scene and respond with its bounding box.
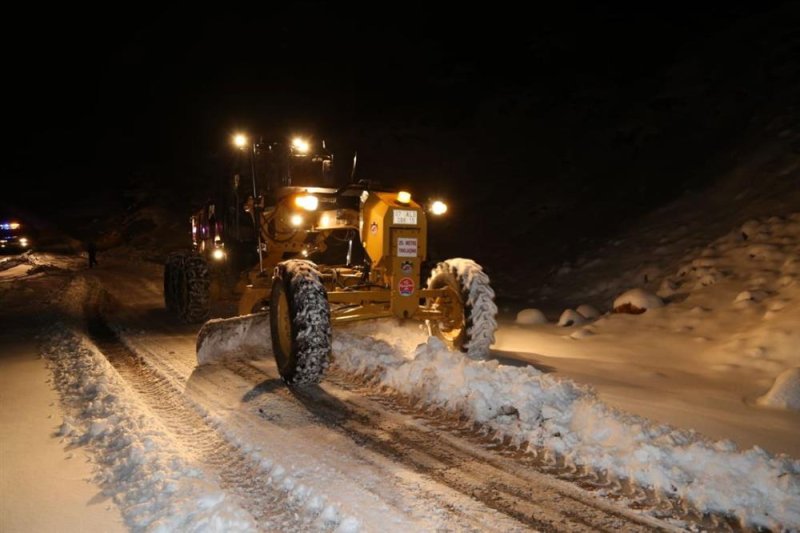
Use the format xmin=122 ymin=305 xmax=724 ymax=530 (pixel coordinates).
xmin=323 ymin=372 xmax=744 ymax=533
xmin=84 ymin=311 xmax=325 ymax=532
xmin=225 ymin=360 xmax=679 ymax=533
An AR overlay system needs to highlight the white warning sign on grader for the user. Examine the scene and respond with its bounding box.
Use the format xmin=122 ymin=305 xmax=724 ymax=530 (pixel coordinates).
xmin=397 ymin=237 xmax=418 ymax=257
xmin=393 ymin=209 xmax=417 ymax=225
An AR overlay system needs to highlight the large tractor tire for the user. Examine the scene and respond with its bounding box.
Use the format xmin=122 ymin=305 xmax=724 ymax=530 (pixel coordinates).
xmin=164 ymin=251 xmax=188 ymax=313
xmin=426 ymin=258 xmax=498 ymax=359
xmin=269 ymin=260 xmax=331 ymax=385
xmin=176 ymin=254 xmax=211 ymax=323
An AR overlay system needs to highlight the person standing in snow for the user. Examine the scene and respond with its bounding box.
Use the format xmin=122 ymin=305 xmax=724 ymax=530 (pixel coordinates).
xmin=87 ymin=241 xmax=98 ymax=268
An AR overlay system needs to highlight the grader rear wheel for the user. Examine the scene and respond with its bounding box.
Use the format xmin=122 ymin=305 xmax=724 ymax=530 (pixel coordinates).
xmin=164 ymin=251 xmax=188 ymax=313
xmin=176 ymin=255 xmax=210 ymax=324
xmin=426 ymin=259 xmax=498 ymax=360
xmin=269 ymin=260 xmax=331 ymax=385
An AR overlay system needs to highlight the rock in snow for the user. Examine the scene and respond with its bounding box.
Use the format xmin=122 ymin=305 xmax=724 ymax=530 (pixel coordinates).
xmin=612 ymin=288 xmax=664 ymax=314
xmin=557 ymin=309 xmax=585 ymax=327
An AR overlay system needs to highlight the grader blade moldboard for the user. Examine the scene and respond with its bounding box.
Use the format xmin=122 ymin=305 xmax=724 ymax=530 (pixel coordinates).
xmin=196 ymin=312 xmax=269 ymax=365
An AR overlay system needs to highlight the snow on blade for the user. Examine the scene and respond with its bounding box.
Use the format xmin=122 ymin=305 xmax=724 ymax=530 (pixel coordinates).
xmin=196 ymin=312 xmax=270 ymax=365
xmin=333 ymin=327 xmax=800 ymax=531
xmin=42 ymin=324 xmax=257 ymax=531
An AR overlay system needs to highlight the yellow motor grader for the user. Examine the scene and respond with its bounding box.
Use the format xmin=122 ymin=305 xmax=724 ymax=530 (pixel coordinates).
xmin=164 ymin=137 xmax=497 ymax=385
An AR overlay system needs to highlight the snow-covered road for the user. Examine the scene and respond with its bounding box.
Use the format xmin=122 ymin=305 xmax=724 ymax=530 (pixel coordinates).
xmin=4 ymin=253 xmax=799 ymax=531
xmin=79 ymin=259 xmax=672 ymax=531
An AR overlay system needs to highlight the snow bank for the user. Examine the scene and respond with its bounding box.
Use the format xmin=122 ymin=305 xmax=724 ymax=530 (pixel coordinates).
xmin=333 ymin=328 xmax=800 ymax=530
xmin=758 ymin=368 xmax=800 ymax=411
xmin=515 ymin=308 xmax=547 ymax=325
xmin=0 ymin=252 xmax=30 ymax=271
xmin=42 ymin=325 xmax=256 ymax=531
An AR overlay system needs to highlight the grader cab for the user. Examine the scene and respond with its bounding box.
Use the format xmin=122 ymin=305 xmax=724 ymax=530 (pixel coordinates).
xmin=165 ymin=137 xmax=497 ymax=385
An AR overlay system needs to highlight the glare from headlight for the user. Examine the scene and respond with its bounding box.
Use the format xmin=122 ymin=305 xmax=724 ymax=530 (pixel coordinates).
xmin=430 ymin=200 xmax=448 ymax=215
xmin=290 ymin=214 xmax=304 ymax=227
xmin=292 ymin=137 xmax=310 ymax=154
xmin=294 ymin=195 xmax=319 ymax=211
xmin=233 ymin=133 xmax=248 ymax=149
xmin=212 ymin=248 xmax=225 ymax=260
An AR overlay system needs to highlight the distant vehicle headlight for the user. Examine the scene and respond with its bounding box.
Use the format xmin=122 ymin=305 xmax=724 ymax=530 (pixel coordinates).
xmin=290 ymin=214 xmax=304 ymax=227
xmin=19 ymin=237 xmax=29 ymax=247
xmin=212 ymin=248 xmax=225 ymax=261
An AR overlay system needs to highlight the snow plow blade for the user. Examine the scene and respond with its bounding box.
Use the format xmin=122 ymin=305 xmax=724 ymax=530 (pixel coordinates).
xmin=196 ymin=312 xmax=269 ymax=365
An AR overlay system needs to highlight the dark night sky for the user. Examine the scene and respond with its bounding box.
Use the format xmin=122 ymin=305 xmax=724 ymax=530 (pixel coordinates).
xmin=5 ymin=2 xmax=795 ymax=222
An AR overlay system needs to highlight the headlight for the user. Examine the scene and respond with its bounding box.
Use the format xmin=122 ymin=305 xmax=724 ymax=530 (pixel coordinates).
xmin=212 ymin=248 xmax=225 ymax=261
xmin=19 ymin=238 xmax=29 ymax=246
xmin=294 ymin=195 xmax=319 ymax=211
xmin=430 ymin=200 xmax=448 ymax=215
xmin=290 ymin=214 xmax=304 ymax=227
xmin=397 ymin=191 xmax=411 ymax=204
xmin=292 ymin=137 xmax=310 ymax=154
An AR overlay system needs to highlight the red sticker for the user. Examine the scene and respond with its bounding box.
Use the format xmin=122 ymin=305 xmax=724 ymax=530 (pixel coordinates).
xmin=398 ymin=277 xmax=415 ymax=296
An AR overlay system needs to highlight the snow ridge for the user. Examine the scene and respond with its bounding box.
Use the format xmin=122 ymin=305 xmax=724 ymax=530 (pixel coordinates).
xmin=42 ymin=324 xmax=256 ymax=532
xmin=333 ymin=328 xmax=800 ymax=531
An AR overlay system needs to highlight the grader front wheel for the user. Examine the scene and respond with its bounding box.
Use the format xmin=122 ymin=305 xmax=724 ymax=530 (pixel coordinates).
xmin=426 ymin=272 xmax=467 ymax=348
xmin=426 ymin=259 xmax=498 ymax=360
xmin=269 ymin=260 xmax=332 ymax=385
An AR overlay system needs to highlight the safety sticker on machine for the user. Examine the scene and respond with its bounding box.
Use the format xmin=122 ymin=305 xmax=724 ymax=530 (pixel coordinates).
xmin=398 ymin=277 xmax=415 ymax=296
xmin=397 ymin=237 xmax=418 ymax=257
